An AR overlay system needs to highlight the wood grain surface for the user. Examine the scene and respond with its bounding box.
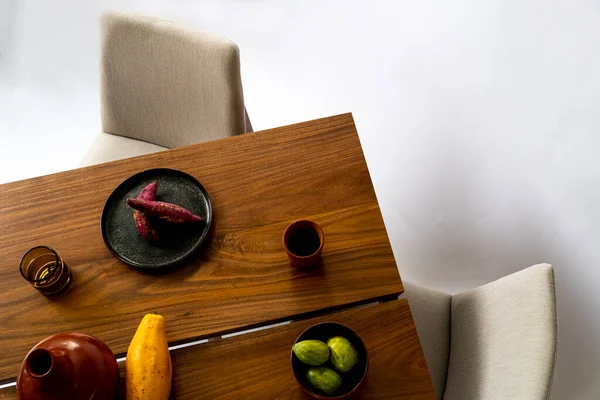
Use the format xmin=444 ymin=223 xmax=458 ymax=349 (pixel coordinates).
xmin=0 ymin=114 xmax=403 ymax=381
xmin=0 ymin=300 xmax=435 ymax=399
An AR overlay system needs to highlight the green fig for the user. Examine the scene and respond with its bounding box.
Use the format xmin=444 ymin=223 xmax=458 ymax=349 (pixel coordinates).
xmin=327 ymin=336 xmax=359 ymax=372
xmin=292 ymin=340 xmax=330 ymax=366
xmin=306 ymin=367 xmax=342 ymax=395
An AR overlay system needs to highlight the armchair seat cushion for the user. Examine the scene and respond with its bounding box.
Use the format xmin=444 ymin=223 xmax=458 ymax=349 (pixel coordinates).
xmin=80 ymin=132 xmax=168 ymax=166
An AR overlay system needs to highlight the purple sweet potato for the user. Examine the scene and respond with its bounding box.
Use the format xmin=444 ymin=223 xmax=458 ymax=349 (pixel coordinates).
xmin=126 ymin=198 xmax=204 ymax=223
xmin=133 ymin=181 xmax=160 ymax=242
xmin=133 ymin=208 xmax=160 ymax=242
xmin=138 ymin=180 xmax=157 ymax=201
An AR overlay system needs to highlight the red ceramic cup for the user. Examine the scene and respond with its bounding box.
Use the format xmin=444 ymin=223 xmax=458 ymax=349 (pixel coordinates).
xmin=283 ymin=220 xmax=324 ymax=268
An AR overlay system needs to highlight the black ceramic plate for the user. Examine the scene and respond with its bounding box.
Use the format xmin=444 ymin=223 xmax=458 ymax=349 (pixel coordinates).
xmin=101 ymin=168 xmax=212 ymax=269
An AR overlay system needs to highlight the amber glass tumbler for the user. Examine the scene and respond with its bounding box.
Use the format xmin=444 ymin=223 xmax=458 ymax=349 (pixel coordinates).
xmin=19 ymin=246 xmax=72 ymax=296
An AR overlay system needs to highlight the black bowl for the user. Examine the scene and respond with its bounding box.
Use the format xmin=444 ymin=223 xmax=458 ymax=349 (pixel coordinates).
xmin=291 ymin=322 xmax=368 ymax=399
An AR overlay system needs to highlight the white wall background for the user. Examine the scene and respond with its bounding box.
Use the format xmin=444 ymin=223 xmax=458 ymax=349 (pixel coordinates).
xmin=1 ymin=0 xmax=599 ymax=398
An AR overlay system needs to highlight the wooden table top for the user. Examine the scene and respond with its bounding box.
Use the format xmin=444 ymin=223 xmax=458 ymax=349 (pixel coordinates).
xmin=0 ymin=300 xmax=436 ymax=399
xmin=0 ymin=114 xmax=406 ymax=383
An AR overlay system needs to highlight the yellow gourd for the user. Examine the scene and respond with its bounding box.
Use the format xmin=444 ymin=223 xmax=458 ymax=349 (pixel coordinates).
xmin=126 ymin=313 xmax=172 ymax=400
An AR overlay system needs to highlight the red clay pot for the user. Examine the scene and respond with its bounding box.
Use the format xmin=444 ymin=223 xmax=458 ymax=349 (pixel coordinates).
xmin=17 ymin=333 xmax=119 ymax=400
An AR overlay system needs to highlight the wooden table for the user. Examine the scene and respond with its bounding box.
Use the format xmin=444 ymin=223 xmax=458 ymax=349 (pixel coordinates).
xmin=0 ymin=114 xmax=435 ymax=399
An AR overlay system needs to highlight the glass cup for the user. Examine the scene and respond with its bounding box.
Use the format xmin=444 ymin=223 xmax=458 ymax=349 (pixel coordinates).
xmin=19 ymin=246 xmax=73 ymax=296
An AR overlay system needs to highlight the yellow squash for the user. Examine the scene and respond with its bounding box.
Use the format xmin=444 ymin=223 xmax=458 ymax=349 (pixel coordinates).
xmin=126 ymin=313 xmax=172 ymax=400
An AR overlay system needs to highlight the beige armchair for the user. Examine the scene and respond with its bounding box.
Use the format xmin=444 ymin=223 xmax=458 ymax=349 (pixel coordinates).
xmin=81 ymin=11 xmax=251 ymax=166
xmin=404 ymin=264 xmax=557 ymax=400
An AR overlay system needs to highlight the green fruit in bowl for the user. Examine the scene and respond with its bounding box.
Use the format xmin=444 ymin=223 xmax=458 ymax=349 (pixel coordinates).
xmin=292 ymin=340 xmax=330 ymax=366
xmin=306 ymin=367 xmax=342 ymax=395
xmin=327 ymin=336 xmax=359 ymax=372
